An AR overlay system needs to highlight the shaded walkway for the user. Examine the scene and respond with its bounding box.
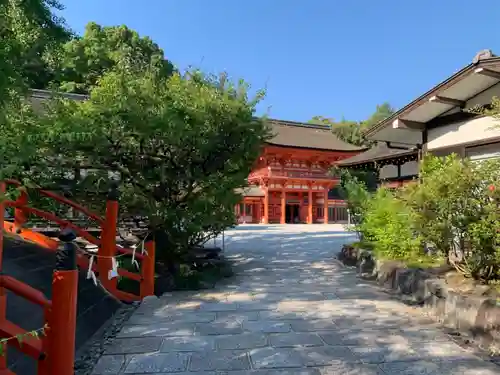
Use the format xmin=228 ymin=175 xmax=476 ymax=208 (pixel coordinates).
xmin=93 ymin=224 xmax=500 ymax=374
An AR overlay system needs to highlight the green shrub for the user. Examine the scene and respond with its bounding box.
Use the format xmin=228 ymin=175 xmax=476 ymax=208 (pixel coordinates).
xmin=359 ymin=188 xmax=421 ymax=260
xmin=340 ymin=154 xmax=500 ymax=282
xmin=337 ymin=170 xmax=371 ymax=233
xmin=403 ymin=155 xmax=500 ymax=281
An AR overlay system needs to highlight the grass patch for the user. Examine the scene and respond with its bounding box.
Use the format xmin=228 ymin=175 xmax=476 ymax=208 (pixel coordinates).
xmin=402 ymin=255 xmax=446 ymax=269
xmin=374 ymin=253 xmax=446 ymax=269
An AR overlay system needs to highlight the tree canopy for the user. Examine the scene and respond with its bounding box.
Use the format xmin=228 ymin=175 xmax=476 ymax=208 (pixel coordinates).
xmin=310 ymin=102 xmax=395 ymax=147
xmin=0 ymin=0 xmax=71 ymax=102
xmin=9 ymin=65 xmax=270 ymax=259
xmin=1 ymin=1 xmax=269 ymax=263
xmin=48 ymin=22 xmax=175 ymax=94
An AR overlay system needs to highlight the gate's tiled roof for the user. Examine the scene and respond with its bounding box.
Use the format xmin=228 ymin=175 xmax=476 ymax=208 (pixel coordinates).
xmin=266 ymin=119 xmax=366 ymax=152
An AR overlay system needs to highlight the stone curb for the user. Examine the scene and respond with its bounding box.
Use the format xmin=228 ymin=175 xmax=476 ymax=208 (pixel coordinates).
xmin=336 ymin=244 xmax=500 ymax=354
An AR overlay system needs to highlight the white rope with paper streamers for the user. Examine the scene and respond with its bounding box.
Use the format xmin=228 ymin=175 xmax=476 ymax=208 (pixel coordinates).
xmin=108 ymin=256 xmax=119 ymax=280
xmin=76 ymin=231 xmax=152 ymax=285
xmin=128 ymin=231 xmax=151 ymax=271
xmin=86 ymin=255 xmax=98 ymax=285
xmin=130 ymin=244 xmax=140 ymax=270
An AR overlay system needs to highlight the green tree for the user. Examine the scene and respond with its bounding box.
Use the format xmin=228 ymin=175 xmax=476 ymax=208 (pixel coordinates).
xmin=0 ymin=0 xmax=71 ymax=186
xmin=401 ymin=154 xmax=500 ymax=280
xmin=360 ymin=102 xmax=395 ymax=128
xmin=15 ymin=67 xmax=270 ymax=265
xmin=310 ymin=102 xmax=395 ymax=147
xmin=49 ymin=22 xmax=174 ymax=94
xmin=403 ymin=154 xmax=480 ymax=257
xmin=335 ymin=169 xmax=371 ymax=226
xmin=0 ymin=0 xmax=71 ymax=97
xmin=360 ymin=187 xmax=421 ymax=260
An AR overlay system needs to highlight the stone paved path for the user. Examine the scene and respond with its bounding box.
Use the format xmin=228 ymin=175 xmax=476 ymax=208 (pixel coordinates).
xmin=92 ymin=224 xmax=500 ymax=375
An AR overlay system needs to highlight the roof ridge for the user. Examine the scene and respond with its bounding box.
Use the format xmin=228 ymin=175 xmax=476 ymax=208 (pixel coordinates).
xmin=267 ymin=118 xmax=330 ymax=130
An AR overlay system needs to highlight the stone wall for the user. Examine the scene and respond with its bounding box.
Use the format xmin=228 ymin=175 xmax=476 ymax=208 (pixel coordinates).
xmin=337 ymin=244 xmax=500 ymax=351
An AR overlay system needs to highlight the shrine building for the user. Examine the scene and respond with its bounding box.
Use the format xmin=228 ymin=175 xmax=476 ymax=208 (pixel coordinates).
xmin=236 ymin=119 xmax=365 ymax=224
xmin=337 ymin=141 xmax=419 ymax=189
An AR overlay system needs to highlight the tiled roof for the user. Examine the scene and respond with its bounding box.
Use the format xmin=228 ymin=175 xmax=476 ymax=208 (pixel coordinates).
xmin=266 ymin=119 xmax=366 ymax=152
xmin=337 ymin=142 xmax=417 ymax=166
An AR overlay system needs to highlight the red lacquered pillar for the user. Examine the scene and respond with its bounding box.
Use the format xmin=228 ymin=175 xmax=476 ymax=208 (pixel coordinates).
xmin=0 ymin=182 xmax=6 ymax=370
xmin=49 ymin=228 xmax=78 ymax=375
xmin=14 ymin=189 xmax=28 ymax=233
xmin=140 ymin=239 xmax=156 ymax=298
xmin=99 ymin=185 xmax=119 ymax=292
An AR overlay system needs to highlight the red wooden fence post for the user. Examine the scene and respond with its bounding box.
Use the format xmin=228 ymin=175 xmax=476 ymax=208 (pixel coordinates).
xmin=99 ymin=185 xmax=119 ymax=292
xmin=14 ymin=189 xmax=28 ymax=233
xmin=0 ymin=182 xmax=7 ymax=370
xmin=140 ymin=240 xmax=156 ymax=298
xmin=49 ymin=228 xmax=78 ymax=375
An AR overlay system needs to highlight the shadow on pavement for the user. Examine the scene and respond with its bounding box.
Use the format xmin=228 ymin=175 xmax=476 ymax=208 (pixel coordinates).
xmin=93 ymin=225 xmax=499 ymax=375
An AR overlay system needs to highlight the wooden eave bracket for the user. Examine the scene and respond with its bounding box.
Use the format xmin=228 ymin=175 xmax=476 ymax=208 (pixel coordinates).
xmin=428 ymin=95 xmax=465 ymax=107
xmin=474 ymin=67 xmax=500 ymax=80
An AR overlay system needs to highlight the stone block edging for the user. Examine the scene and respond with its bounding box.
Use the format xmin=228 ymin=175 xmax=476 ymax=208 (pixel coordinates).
xmin=337 ymin=244 xmax=500 ymax=352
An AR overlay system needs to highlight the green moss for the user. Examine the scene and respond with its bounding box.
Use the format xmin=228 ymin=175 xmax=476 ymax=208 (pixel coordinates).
xmin=403 ymin=256 xmax=445 ymax=269
xmin=375 ymin=253 xmax=446 ymax=269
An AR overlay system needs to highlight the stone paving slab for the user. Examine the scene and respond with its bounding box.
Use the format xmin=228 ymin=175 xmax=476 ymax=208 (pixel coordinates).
xmin=104 ymin=337 xmax=163 ymax=355
xmin=189 ymin=350 xmax=251 ymax=371
xmin=216 ymin=333 xmax=268 ymax=350
xmin=117 ymin=322 xmax=195 ymax=338
xmin=123 ymin=352 xmax=190 ymax=373
xmin=160 ymin=336 xmax=216 ymax=352
xmin=92 ymin=224 xmax=500 ymax=375
xmin=268 ymin=332 xmax=324 ymax=347
xmin=216 ymin=311 xmax=260 ymax=321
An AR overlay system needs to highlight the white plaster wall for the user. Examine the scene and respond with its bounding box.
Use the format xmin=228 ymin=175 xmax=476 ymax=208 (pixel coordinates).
xmin=427 ymin=116 xmax=500 ymax=150
xmin=429 ymin=146 xmax=464 ymax=158
xmin=465 ymin=82 xmax=500 ymax=109
xmin=379 ymin=164 xmax=398 ymax=179
xmin=465 ymin=142 xmax=500 ymax=160
xmin=400 ymin=160 xmax=418 ymax=176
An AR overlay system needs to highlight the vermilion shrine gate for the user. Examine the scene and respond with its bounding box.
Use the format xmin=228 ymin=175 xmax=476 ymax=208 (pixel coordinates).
xmin=236 ymin=120 xmax=365 ymax=224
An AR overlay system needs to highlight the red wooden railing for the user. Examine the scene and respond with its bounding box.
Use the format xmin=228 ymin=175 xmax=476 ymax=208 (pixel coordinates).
xmin=3 ymin=179 xmax=156 ymax=302
xmin=248 ymin=167 xmax=339 ymax=182
xmin=0 ymin=180 xmax=157 ymax=374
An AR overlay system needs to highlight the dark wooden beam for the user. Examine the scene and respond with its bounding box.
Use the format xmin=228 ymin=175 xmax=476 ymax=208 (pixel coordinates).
xmin=391 ymin=118 xmax=425 ymax=131
xmin=428 ymin=95 xmax=465 ymax=107
xmin=474 ymin=67 xmax=500 ymax=80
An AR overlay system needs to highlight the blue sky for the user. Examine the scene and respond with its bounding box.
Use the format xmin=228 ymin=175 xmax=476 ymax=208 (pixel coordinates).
xmin=59 ymin=0 xmax=500 ymax=123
